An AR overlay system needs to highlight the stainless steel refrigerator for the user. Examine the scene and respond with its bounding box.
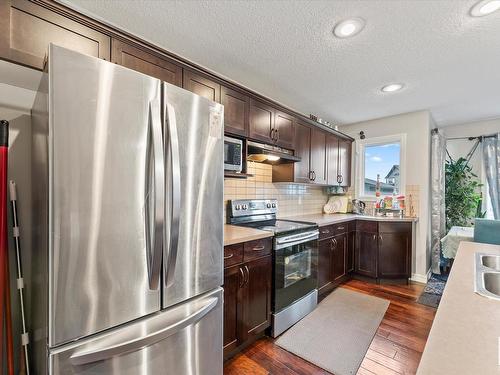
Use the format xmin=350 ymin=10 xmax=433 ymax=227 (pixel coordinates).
xmin=29 ymin=44 xmax=224 ymax=374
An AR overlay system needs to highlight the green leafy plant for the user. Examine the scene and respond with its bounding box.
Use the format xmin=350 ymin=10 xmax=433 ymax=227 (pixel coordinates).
xmin=445 ymin=157 xmax=483 ymax=230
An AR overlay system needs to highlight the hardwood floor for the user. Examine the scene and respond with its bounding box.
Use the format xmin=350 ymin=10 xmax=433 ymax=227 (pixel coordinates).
xmin=224 ymin=279 xmax=436 ymax=375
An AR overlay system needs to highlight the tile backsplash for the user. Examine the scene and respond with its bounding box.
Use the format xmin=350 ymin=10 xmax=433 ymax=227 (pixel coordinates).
xmin=224 ymin=162 xmax=419 ymax=221
xmin=224 ymin=162 xmax=329 ymax=220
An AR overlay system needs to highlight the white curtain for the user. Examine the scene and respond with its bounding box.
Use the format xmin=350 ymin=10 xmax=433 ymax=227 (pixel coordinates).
xmin=483 ymin=134 xmax=500 ymax=219
xmin=431 ymin=130 xmax=446 ymax=274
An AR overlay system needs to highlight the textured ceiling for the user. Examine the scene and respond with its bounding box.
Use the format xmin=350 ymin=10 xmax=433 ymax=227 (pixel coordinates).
xmin=62 ymin=0 xmax=500 ymax=127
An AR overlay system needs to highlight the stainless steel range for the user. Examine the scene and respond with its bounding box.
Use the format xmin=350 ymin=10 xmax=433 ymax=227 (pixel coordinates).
xmin=227 ymin=199 xmax=319 ymax=337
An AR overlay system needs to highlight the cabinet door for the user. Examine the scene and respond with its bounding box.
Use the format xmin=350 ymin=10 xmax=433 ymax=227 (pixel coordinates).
xmin=317 ymin=239 xmax=332 ymax=293
xmin=242 ymin=256 xmax=272 ymax=340
xmin=331 ymin=234 xmax=347 ymax=281
xmin=338 ymin=139 xmax=352 ymax=187
xmin=326 ymin=134 xmax=340 ymax=185
xmin=310 ymin=128 xmax=327 ymax=184
xmin=221 ymin=86 xmax=249 ymax=136
xmin=0 ymin=0 xmax=110 ymax=70
xmin=355 ymin=232 xmax=378 ymax=278
xmin=378 ymin=232 xmax=411 ymax=278
xmin=183 ymin=69 xmax=220 ymax=102
xmin=249 ymin=99 xmax=275 ymax=143
xmin=223 ymin=265 xmax=243 ymax=356
xmin=274 ymin=110 xmax=295 ymax=149
xmin=111 ymin=39 xmax=182 ymax=86
xmin=347 ymin=230 xmax=356 ymax=273
xmin=294 ymin=123 xmax=312 ymax=182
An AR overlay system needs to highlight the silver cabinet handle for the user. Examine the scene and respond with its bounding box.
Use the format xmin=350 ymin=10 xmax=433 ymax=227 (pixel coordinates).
xmin=146 ymin=97 xmax=165 ymax=290
xmin=224 ymin=253 xmax=234 ymax=260
xmin=337 ymin=226 xmax=345 ymax=231
xmin=270 ymin=129 xmax=274 ymax=141
xmin=379 ymin=234 xmax=383 ymax=242
xmin=70 ymin=295 xmax=218 ymax=365
xmin=239 ymin=267 xmax=245 ymax=288
xmin=321 ymin=229 xmax=330 ymax=234
xmin=252 ymin=245 xmax=265 ymax=251
xmin=165 ymin=101 xmax=181 ymax=287
xmin=244 ymin=265 xmax=250 ymax=286
xmin=373 ymin=234 xmax=377 ymax=241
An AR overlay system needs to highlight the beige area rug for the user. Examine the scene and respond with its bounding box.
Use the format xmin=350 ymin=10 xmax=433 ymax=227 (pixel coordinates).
xmin=275 ymin=288 xmax=389 ymax=375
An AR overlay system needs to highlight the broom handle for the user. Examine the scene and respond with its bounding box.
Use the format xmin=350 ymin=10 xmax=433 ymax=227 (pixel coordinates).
xmin=10 ymin=181 xmax=30 ymax=374
xmin=0 ymin=120 xmax=13 ymax=374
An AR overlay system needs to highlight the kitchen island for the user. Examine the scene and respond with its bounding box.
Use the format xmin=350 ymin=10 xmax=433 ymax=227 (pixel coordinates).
xmin=417 ymin=241 xmax=500 ymax=375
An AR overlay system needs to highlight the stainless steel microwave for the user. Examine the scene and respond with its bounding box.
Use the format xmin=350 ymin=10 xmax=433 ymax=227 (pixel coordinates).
xmin=224 ymin=136 xmax=243 ymax=172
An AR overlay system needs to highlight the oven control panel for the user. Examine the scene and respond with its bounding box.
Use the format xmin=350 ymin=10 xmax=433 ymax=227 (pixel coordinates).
xmin=228 ymin=199 xmax=278 ymax=217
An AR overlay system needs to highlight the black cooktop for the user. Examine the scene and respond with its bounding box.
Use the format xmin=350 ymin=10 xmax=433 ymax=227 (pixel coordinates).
xmin=239 ymin=219 xmax=317 ymax=235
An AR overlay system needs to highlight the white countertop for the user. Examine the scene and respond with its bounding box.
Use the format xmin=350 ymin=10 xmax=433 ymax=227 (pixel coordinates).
xmin=281 ymin=213 xmax=418 ymax=227
xmin=224 ymin=224 xmax=273 ymax=246
xmin=417 ymin=241 xmax=500 ymax=375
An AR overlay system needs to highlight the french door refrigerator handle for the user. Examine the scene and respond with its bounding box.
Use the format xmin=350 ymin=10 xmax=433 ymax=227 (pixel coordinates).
xmin=70 ymin=295 xmax=219 ymax=365
xmin=165 ymin=101 xmax=181 ymax=287
xmin=146 ymin=98 xmax=165 ymax=290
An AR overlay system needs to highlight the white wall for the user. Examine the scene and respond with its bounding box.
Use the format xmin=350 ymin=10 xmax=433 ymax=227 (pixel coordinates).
xmin=340 ymin=111 xmax=432 ymax=281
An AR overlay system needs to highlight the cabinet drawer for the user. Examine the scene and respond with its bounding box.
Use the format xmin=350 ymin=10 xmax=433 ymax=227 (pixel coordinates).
xmin=224 ymin=244 xmax=243 ymax=267
xmin=319 ymin=223 xmax=348 ymax=239
xmin=319 ymin=225 xmax=335 ymax=240
xmin=379 ymin=222 xmax=412 ymax=234
xmin=244 ymin=238 xmax=272 ymax=261
xmin=357 ymin=220 xmax=378 ymax=233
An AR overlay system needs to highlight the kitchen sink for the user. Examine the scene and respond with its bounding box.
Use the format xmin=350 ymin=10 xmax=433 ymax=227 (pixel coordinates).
xmin=481 ymin=255 xmax=500 ymax=271
xmin=475 ymin=253 xmax=500 ymax=300
xmin=483 ymin=273 xmax=500 ymax=296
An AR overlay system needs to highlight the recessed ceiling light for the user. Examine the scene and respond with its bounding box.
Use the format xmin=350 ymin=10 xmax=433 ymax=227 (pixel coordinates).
xmin=381 ymin=83 xmax=404 ymax=93
xmin=470 ymin=0 xmax=500 ymax=16
xmin=333 ymin=18 xmax=365 ymax=38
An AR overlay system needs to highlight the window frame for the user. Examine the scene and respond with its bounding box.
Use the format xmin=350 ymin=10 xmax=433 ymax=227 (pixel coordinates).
xmin=355 ymin=134 xmax=407 ymax=201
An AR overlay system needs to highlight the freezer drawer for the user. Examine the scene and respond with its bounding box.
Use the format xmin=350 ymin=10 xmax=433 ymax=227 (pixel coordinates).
xmin=49 ymin=288 xmax=223 ymax=375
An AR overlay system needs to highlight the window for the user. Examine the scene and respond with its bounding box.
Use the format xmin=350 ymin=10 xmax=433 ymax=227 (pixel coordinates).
xmin=357 ymin=135 xmax=406 ymax=199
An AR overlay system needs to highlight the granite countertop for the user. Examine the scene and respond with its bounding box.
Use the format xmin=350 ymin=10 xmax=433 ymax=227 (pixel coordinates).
xmin=417 ymin=241 xmax=500 ymax=375
xmin=224 ymin=224 xmax=273 ymax=246
xmin=281 ymin=213 xmax=418 ymax=227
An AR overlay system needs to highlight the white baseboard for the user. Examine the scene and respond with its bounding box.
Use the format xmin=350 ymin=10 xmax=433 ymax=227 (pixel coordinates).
xmin=411 ymin=269 xmax=431 ymax=284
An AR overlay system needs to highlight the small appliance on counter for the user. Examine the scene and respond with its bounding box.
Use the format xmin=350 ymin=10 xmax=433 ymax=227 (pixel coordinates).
xmin=351 ymin=199 xmax=366 ymax=215
xmin=227 ymin=199 xmax=319 ymax=337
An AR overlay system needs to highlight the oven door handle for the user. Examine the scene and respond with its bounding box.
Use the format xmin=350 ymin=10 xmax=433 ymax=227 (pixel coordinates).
xmin=275 ymin=230 xmax=319 ymax=250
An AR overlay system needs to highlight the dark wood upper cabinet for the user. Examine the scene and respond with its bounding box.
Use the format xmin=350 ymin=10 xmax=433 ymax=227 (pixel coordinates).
xmin=221 ymin=86 xmax=249 ymax=137
xmin=326 ymin=134 xmax=340 ymax=185
xmin=183 ymin=69 xmax=220 ymax=102
xmin=338 ymin=139 xmax=352 ymax=187
xmin=249 ymin=99 xmax=275 ymax=143
xmin=111 ymin=39 xmax=182 ymax=86
xmin=355 ymin=231 xmax=378 ymax=278
xmin=292 ymin=122 xmax=312 ymax=182
xmin=0 ymin=0 xmax=110 ymax=70
xmin=310 ymin=127 xmax=327 ymax=184
xmin=274 ymin=110 xmax=295 ymax=149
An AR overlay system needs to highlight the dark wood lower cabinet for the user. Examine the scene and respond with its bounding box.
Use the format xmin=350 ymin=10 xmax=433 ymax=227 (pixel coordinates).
xmin=223 ymin=264 xmax=242 ymax=354
xmin=223 ymin=241 xmax=272 ymax=358
xmin=347 ymin=229 xmax=356 ymax=273
xmin=242 ymin=256 xmax=272 ymax=340
xmin=378 ymin=224 xmax=412 ymax=279
xmin=355 ymin=231 xmax=378 ymax=278
xmin=331 ymin=233 xmax=347 ymax=281
xmin=317 ymin=239 xmax=332 ymax=293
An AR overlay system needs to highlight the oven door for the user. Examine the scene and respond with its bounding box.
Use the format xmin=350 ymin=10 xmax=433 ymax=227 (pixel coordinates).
xmin=274 ymin=230 xmax=318 ymax=312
